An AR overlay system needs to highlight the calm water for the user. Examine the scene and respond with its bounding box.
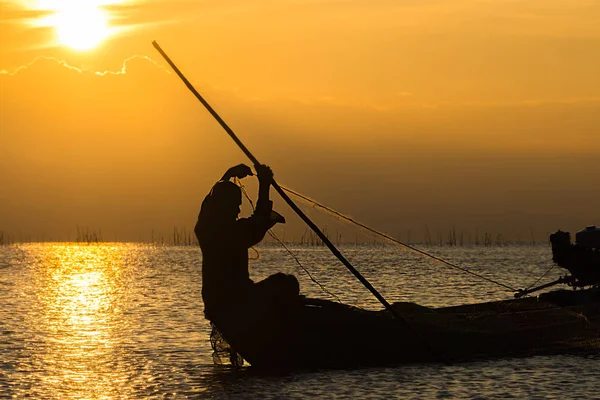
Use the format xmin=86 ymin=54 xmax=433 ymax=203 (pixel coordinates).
xmin=1 ymin=243 xmax=598 ymax=399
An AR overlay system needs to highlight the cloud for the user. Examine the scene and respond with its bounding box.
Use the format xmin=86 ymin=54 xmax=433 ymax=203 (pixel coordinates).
xmin=0 ymin=54 xmax=170 ymax=76
xmin=2 ymin=52 xmax=599 ymax=116
xmin=1 ymin=56 xmax=86 ymax=76
xmin=0 ymin=6 xmax=53 ymax=23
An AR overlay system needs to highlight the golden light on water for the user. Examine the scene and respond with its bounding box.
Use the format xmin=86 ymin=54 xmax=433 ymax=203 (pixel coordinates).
xmin=32 ymin=1 xmax=117 ymax=50
xmin=35 ymin=244 xmax=127 ymax=398
xmin=5 ymin=243 xmax=208 ymax=398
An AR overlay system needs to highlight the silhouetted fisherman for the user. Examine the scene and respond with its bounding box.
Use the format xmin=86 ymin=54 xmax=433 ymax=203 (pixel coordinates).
xmin=195 ymin=164 xmax=300 ymax=363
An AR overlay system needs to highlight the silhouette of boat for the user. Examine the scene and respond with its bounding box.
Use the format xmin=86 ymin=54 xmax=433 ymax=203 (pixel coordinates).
xmin=211 ymin=228 xmax=600 ymax=371
xmin=214 ymin=287 xmax=600 ymax=371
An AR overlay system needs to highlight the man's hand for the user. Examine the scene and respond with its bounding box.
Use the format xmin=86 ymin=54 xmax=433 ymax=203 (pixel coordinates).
xmin=270 ymin=210 xmax=286 ymax=224
xmin=224 ymin=164 xmax=253 ymax=180
xmin=255 ymin=164 xmax=274 ymax=186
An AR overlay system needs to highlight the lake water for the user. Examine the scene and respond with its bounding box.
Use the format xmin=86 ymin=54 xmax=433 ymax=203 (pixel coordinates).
xmin=1 ymin=243 xmax=598 ymax=399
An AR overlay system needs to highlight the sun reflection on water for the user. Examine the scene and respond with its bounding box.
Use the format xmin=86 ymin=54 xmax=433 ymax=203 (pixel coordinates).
xmin=33 ymin=245 xmax=128 ymax=398
xmin=4 ymin=243 xmax=210 ymax=398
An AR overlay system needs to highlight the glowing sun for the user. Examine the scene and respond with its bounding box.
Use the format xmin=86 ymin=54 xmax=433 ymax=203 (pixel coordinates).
xmin=54 ymin=4 xmax=110 ymax=50
xmin=36 ymin=1 xmax=112 ymax=51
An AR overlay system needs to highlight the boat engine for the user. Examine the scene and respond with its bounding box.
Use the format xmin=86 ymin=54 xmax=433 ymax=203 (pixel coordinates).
xmin=575 ymin=226 xmax=600 ymax=249
xmin=550 ymin=226 xmax=600 ymax=287
xmin=514 ymin=226 xmax=600 ymax=297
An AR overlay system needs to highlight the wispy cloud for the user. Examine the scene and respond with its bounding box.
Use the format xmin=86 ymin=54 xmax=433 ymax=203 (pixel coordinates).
xmin=0 ymin=6 xmax=53 ymax=23
xmin=0 ymin=54 xmax=170 ymax=76
xmin=2 ymin=50 xmax=599 ymax=114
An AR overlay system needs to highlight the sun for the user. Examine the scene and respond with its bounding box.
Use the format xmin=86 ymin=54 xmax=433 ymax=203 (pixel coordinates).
xmin=54 ymin=4 xmax=110 ymax=50
xmin=35 ymin=1 xmax=112 ymax=51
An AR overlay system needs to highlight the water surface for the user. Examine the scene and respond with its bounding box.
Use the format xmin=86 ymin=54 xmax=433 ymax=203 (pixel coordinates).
xmin=1 ymin=243 xmax=598 ymax=398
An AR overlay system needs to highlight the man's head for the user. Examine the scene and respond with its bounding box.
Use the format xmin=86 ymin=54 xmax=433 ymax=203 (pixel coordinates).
xmin=210 ymin=181 xmax=242 ymax=220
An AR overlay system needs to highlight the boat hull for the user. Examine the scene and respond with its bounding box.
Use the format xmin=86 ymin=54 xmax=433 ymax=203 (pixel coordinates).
xmin=214 ymin=288 xmax=600 ymax=371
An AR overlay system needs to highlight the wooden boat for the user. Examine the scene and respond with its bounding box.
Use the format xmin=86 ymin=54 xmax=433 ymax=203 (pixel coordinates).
xmin=210 ymin=287 xmax=600 ymax=371
xmin=208 ymin=226 xmax=600 ymax=371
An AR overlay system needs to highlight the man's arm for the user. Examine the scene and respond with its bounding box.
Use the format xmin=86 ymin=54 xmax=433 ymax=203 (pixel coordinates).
xmin=255 ymin=164 xmax=273 ymax=209
xmin=234 ymin=164 xmax=283 ymax=247
xmin=255 ymin=164 xmax=284 ymax=224
xmin=220 ymin=164 xmax=253 ymax=182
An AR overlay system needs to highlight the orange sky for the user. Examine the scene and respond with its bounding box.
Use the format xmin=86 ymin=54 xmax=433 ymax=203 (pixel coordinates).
xmin=0 ymin=0 xmax=598 ymax=242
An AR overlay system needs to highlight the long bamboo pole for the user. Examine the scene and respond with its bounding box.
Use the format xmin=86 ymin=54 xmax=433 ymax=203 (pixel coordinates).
xmin=152 ymin=40 xmax=445 ymax=363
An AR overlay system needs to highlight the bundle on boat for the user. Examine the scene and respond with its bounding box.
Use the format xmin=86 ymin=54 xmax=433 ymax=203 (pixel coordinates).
xmin=209 ymin=287 xmax=600 ymax=371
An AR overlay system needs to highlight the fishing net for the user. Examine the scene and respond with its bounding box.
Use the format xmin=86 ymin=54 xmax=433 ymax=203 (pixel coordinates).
xmin=209 ymin=322 xmax=244 ymax=367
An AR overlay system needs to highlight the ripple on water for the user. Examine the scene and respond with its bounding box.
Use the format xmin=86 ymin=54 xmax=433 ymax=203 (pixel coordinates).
xmin=1 ymin=243 xmax=598 ymax=398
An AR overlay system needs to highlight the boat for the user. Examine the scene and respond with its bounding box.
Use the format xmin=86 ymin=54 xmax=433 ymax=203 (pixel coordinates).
xmin=209 ymin=228 xmax=600 ymax=371
xmin=210 ymin=286 xmax=600 ymax=371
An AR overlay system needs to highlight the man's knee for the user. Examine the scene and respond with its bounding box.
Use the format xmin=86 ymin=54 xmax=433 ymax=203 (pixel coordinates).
xmin=285 ymin=274 xmax=300 ymax=295
xmin=263 ymin=273 xmax=299 ymax=296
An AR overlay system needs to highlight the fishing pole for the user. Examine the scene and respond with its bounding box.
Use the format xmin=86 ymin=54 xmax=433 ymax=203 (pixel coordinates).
xmin=152 ymin=40 xmax=447 ymax=364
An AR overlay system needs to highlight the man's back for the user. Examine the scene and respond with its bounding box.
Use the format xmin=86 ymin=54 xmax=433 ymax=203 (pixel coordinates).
xmin=195 ymin=191 xmax=274 ymax=318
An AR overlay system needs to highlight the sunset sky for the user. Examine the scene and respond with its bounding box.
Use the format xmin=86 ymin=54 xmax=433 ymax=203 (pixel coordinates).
xmin=1 ymin=0 xmax=598 ymax=242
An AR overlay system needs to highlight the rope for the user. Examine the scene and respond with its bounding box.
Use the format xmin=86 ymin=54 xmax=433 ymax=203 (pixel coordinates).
xmin=236 ymin=180 xmax=344 ymax=303
xmin=266 ymin=230 xmax=344 ymax=304
xmin=524 ymin=264 xmax=557 ymax=292
xmin=280 ymin=185 xmax=518 ymax=293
